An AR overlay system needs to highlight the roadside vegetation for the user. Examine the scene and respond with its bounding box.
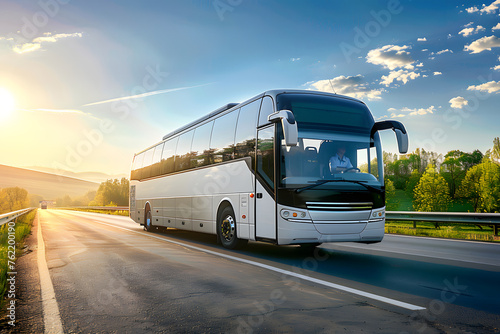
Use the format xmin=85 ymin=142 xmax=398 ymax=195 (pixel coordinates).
xmin=0 ymin=209 xmax=36 ymax=304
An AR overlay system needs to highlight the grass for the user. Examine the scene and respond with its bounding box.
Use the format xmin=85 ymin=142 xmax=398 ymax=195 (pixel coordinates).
xmin=0 ymin=209 xmax=36 ymax=303
xmin=385 ymin=221 xmax=499 ymax=242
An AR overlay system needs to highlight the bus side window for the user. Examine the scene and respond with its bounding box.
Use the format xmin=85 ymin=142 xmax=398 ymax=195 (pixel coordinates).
xmin=191 ymin=121 xmax=214 ymax=168
xmin=140 ymin=148 xmax=155 ymax=179
xmin=131 ymin=152 xmax=145 ymax=180
xmin=160 ymin=137 xmax=178 ymax=175
xmin=210 ymin=110 xmax=238 ymax=164
xmin=235 ymin=100 xmax=260 ymax=164
xmin=258 ymin=96 xmax=275 ymax=127
xmin=174 ymin=130 xmax=195 ymax=172
xmin=257 ymin=126 xmax=275 ymax=190
xmin=151 ymin=142 xmax=164 ymax=177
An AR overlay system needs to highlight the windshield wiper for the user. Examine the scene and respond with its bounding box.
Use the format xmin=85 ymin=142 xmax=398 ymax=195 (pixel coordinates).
xmin=295 ymin=179 xmax=382 ymax=193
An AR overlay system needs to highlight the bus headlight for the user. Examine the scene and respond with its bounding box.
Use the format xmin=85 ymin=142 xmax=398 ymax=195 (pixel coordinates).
xmin=370 ymin=209 xmax=385 ymax=221
xmin=280 ymin=209 xmax=309 ymax=221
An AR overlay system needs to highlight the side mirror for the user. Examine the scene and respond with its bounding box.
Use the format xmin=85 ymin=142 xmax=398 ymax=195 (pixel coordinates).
xmin=371 ymin=120 xmax=409 ymax=154
xmin=394 ymin=128 xmax=408 ymax=154
xmin=268 ymin=110 xmax=298 ymax=146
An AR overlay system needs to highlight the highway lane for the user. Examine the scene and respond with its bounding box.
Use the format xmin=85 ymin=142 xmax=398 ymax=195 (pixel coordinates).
xmin=33 ymin=209 xmax=499 ymax=333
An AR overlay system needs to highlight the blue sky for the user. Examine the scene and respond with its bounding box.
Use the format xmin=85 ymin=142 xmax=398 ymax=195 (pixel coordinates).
xmin=0 ymin=0 xmax=499 ymax=175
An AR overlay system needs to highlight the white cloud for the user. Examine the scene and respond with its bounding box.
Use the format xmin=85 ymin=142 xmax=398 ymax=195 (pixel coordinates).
xmin=417 ymin=37 xmax=427 ymax=42
xmin=464 ymin=35 xmax=500 ymax=53
xmin=290 ymin=57 xmax=301 ymax=62
xmin=466 ymin=6 xmax=479 ymax=13
xmin=434 ymin=72 xmax=442 ymax=76
xmin=12 ymin=42 xmax=41 ymax=54
xmin=459 ymin=25 xmax=486 ymax=37
xmin=464 ymin=22 xmax=474 ymax=27
xmin=493 ymin=23 xmax=500 ymax=31
xmin=308 ymin=75 xmax=383 ymax=101
xmin=467 ymin=80 xmax=500 ymax=93
xmin=447 ymin=33 xmax=453 ymax=39
xmin=380 ymin=70 xmax=420 ymax=86
xmin=366 ymin=44 xmax=415 ymax=70
xmin=449 ymin=96 xmax=469 ymax=108
xmin=386 ymin=106 xmax=436 ymax=118
xmin=459 ymin=27 xmax=475 ymax=37
xmin=436 ymin=49 xmax=453 ymax=55
xmin=422 ymin=74 xmax=429 ymax=78
xmin=480 ymin=0 xmax=500 ymax=14
xmin=11 ymin=32 xmax=82 ymax=54
xmin=416 ymin=62 xmax=424 ymax=67
xmin=492 ymin=65 xmax=500 ymax=70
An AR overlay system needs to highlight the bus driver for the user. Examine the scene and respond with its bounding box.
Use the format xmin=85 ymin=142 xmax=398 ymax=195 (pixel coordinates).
xmin=329 ymin=145 xmax=353 ymax=173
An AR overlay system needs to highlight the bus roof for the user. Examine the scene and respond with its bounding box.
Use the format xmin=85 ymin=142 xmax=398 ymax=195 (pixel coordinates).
xmin=161 ymin=89 xmax=365 ymax=141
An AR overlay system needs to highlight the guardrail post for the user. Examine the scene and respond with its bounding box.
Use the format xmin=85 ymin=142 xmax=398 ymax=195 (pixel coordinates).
xmin=413 ymin=221 xmax=416 ymax=229
xmin=495 ymin=224 xmax=499 ymax=236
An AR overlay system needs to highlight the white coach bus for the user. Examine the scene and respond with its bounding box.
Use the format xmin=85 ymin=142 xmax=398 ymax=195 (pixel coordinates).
xmin=129 ymin=90 xmax=408 ymax=249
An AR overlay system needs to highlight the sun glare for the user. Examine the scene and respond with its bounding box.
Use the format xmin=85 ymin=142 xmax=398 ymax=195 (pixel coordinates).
xmin=0 ymin=88 xmax=15 ymax=121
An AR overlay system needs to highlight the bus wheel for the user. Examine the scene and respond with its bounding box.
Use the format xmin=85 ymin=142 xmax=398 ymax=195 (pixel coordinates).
xmin=218 ymin=206 xmax=246 ymax=249
xmin=144 ymin=208 xmax=154 ymax=232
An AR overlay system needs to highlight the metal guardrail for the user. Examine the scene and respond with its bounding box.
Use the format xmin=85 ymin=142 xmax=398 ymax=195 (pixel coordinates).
xmin=58 ymin=206 xmax=129 ymax=211
xmin=0 ymin=208 xmax=36 ymax=227
xmin=386 ymin=211 xmax=500 ymax=235
xmin=58 ymin=207 xmax=500 ymax=235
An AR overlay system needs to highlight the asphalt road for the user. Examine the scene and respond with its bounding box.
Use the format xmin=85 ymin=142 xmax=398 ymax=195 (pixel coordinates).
xmin=20 ymin=209 xmax=500 ymax=333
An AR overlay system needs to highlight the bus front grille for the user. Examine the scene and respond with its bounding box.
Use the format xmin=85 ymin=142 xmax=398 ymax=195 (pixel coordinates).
xmin=306 ymin=202 xmax=373 ymax=211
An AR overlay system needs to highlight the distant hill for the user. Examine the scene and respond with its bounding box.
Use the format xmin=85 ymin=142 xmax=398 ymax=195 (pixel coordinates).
xmin=24 ymin=166 xmax=128 ymax=184
xmin=0 ymin=164 xmax=100 ymax=199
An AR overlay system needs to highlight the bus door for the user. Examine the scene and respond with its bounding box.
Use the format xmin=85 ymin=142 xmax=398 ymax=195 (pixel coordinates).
xmin=255 ymin=126 xmax=276 ymax=240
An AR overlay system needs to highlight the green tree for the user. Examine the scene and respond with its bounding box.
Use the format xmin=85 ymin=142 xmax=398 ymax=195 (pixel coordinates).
xmin=0 ymin=187 xmax=29 ymax=213
xmin=479 ymin=159 xmax=500 ymax=212
xmin=460 ymin=158 xmax=500 ymax=212
xmin=405 ymin=170 xmax=422 ymax=199
xmin=90 ymin=178 xmax=129 ymax=206
xmin=385 ymin=178 xmax=398 ymax=210
xmin=414 ymin=165 xmax=451 ymax=212
xmin=492 ymin=137 xmax=500 ymax=164
xmin=459 ymin=164 xmax=482 ymax=212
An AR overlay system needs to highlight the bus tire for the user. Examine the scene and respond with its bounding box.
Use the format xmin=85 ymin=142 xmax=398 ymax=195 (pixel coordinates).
xmin=217 ymin=206 xmax=246 ymax=249
xmin=144 ymin=207 xmax=154 ymax=232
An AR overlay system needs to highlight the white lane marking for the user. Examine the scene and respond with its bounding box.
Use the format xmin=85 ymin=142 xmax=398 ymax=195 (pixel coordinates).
xmin=37 ymin=212 xmax=64 ymax=334
xmin=93 ymin=220 xmax=426 ymax=311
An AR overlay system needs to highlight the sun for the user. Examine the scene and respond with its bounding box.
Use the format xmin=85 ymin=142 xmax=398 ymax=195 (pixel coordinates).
xmin=0 ymin=88 xmax=15 ymax=121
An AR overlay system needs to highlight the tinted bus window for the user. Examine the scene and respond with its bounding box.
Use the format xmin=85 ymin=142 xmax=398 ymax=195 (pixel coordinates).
xmin=191 ymin=121 xmax=214 ymax=168
xmin=258 ymin=96 xmax=274 ymax=127
xmin=140 ymin=148 xmax=155 ymax=179
xmin=161 ymin=137 xmax=178 ymax=175
xmin=175 ymin=130 xmax=195 ymax=172
xmin=131 ymin=153 xmax=145 ymax=180
xmin=151 ymin=143 xmax=164 ymax=177
xmin=257 ymin=126 xmax=275 ymax=189
xmin=211 ymin=110 xmax=238 ymax=163
xmin=235 ymin=100 xmax=260 ymax=161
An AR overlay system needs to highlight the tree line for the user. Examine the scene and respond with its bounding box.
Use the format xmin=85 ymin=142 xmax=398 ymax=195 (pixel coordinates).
xmin=385 ymin=137 xmax=500 ymax=213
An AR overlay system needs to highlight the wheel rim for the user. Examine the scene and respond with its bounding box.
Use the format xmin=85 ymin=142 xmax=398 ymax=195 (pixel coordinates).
xmin=221 ymin=215 xmax=235 ymax=242
xmin=146 ymin=211 xmax=151 ymax=229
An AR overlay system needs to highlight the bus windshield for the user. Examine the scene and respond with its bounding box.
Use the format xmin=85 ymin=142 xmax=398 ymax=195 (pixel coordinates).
xmin=276 ymin=92 xmax=383 ymax=189
xmin=279 ymin=131 xmax=383 ymax=189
